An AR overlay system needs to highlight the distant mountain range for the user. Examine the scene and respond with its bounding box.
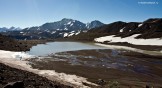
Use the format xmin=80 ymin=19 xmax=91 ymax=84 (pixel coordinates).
xmin=1 ymin=18 xmax=162 ymax=41
xmin=1 ymin=18 xmax=104 ymax=39
xmin=0 ymin=27 xmax=21 ymax=32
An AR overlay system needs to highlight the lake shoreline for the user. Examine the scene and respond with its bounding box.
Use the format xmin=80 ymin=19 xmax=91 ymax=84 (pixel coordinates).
xmin=55 ymin=38 xmax=162 ymax=52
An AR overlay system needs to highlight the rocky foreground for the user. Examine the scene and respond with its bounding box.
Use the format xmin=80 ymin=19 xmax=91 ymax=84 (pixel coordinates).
xmin=0 ymin=63 xmax=72 ymax=88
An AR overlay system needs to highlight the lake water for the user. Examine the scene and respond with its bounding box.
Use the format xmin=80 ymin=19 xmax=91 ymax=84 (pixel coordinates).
xmin=28 ymin=41 xmax=162 ymax=86
xmin=28 ymin=41 xmax=108 ymax=56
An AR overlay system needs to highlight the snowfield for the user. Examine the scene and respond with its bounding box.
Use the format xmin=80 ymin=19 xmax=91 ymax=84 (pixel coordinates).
xmin=0 ymin=50 xmax=97 ymax=88
xmin=94 ymin=34 xmax=162 ymax=46
xmin=0 ymin=50 xmax=33 ymax=60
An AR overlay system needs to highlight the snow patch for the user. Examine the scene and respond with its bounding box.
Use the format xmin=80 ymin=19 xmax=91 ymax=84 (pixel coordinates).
xmin=138 ymin=24 xmax=143 ymax=27
xmin=68 ymin=33 xmax=75 ymax=37
xmin=27 ymin=27 xmax=30 ymax=30
xmin=70 ymin=23 xmax=73 ymax=26
xmin=64 ymin=33 xmax=68 ymax=37
xmin=12 ymin=52 xmax=34 ymax=60
xmin=37 ymin=28 xmax=40 ymax=30
xmin=83 ymin=30 xmax=87 ymax=32
xmin=0 ymin=50 xmax=33 ymax=60
xmin=45 ymin=29 xmax=50 ymax=32
xmin=94 ymin=34 xmax=162 ymax=46
xmin=51 ymin=31 xmax=56 ymax=34
xmin=64 ymin=27 xmax=68 ymax=30
xmin=38 ymin=32 xmax=42 ymax=34
xmin=119 ymin=27 xmax=125 ymax=32
xmin=67 ymin=22 xmax=71 ymax=25
xmin=75 ymin=31 xmax=80 ymax=35
xmin=70 ymin=31 xmax=75 ymax=33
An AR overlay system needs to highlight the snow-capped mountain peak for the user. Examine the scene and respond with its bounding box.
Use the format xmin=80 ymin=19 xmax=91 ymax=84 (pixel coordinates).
xmin=1 ymin=18 xmax=104 ymax=39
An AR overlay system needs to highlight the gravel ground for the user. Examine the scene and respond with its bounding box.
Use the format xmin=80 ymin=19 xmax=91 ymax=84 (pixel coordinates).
xmin=0 ymin=63 xmax=72 ymax=88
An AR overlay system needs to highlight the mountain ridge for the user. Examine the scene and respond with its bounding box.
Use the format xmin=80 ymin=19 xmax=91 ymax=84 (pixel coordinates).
xmin=68 ymin=18 xmax=162 ymax=41
xmin=0 ymin=27 xmax=21 ymax=32
xmin=1 ymin=18 xmax=104 ymax=40
xmin=1 ymin=18 xmax=162 ymax=41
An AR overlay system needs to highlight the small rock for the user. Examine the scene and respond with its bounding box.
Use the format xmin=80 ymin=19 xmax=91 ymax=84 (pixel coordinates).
xmin=146 ymin=85 xmax=150 ymax=88
xmin=97 ymin=79 xmax=106 ymax=85
xmin=0 ymin=77 xmax=4 ymax=83
xmin=146 ymin=85 xmax=154 ymax=88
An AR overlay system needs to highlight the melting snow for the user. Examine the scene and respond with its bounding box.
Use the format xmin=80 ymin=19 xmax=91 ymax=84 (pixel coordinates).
xmin=94 ymin=34 xmax=162 ymax=46
xmin=0 ymin=50 xmax=34 ymax=60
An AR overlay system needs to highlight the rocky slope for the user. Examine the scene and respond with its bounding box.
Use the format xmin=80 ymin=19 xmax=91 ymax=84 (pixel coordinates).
xmin=0 ymin=34 xmax=46 ymax=51
xmin=0 ymin=63 xmax=72 ymax=88
xmin=0 ymin=34 xmax=30 ymax=51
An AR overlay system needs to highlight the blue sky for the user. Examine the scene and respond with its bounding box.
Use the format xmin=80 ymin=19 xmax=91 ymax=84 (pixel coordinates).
xmin=0 ymin=0 xmax=161 ymax=28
